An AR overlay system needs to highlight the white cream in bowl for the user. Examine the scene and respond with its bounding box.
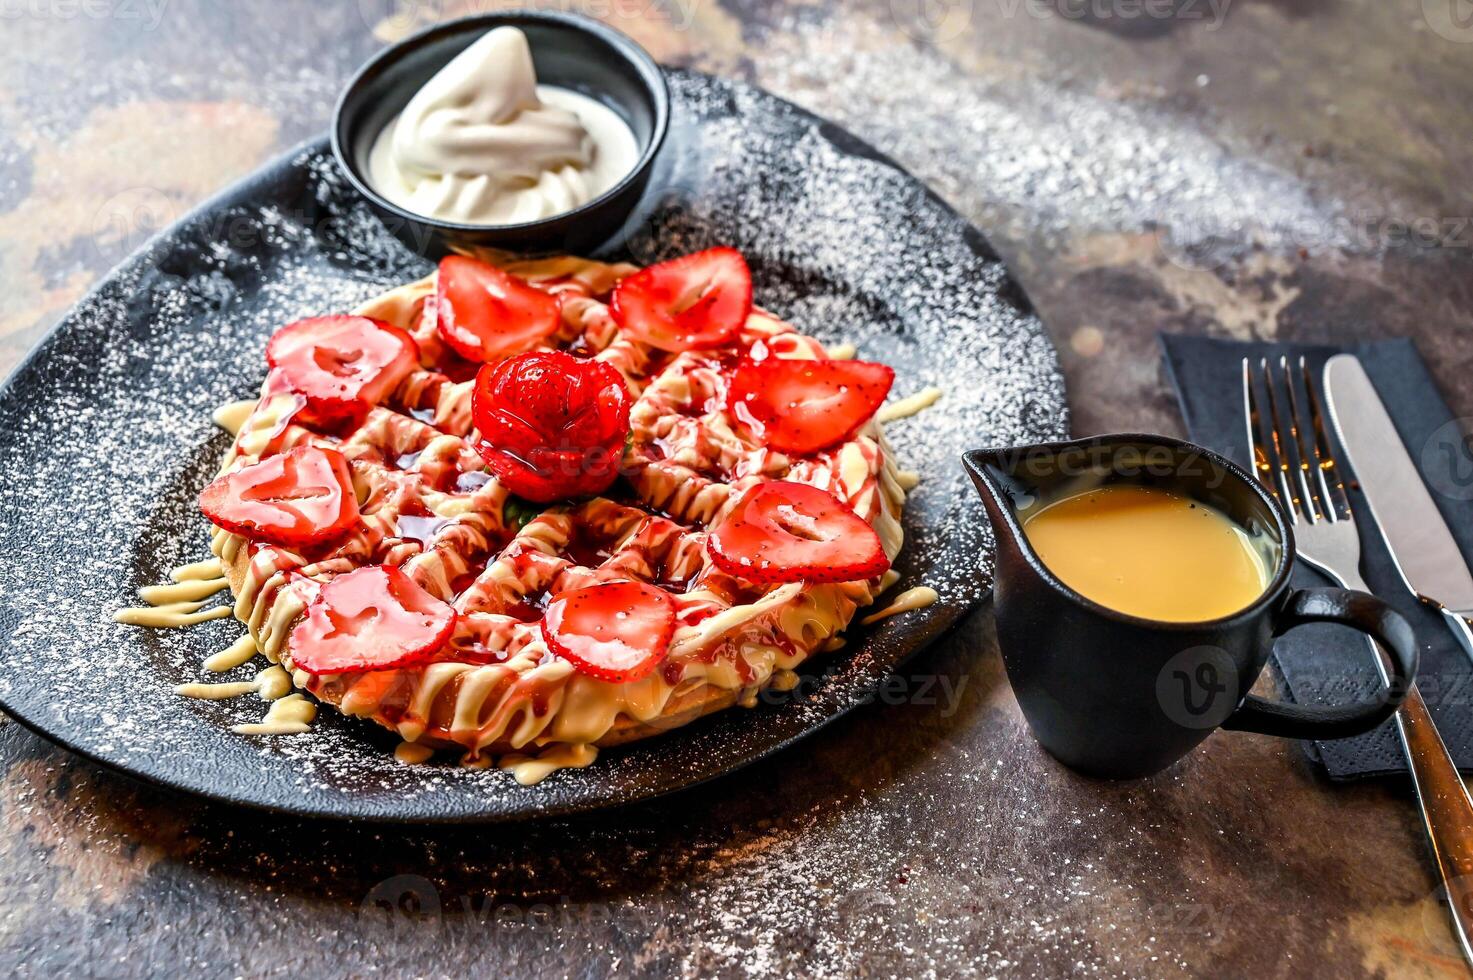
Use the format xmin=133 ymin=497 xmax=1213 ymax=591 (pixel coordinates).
xmin=368 ymin=26 xmax=640 ymax=226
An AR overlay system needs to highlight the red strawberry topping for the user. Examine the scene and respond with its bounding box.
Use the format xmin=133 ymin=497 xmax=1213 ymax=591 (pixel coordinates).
xmin=471 ymin=350 xmax=632 ymax=503
xmin=610 ymin=246 xmax=752 ymax=352
xmin=289 ymin=565 xmax=456 ymax=676
xmin=436 ymin=255 xmax=562 ymax=363
xmin=708 ymin=481 xmax=889 ymax=584
xmin=541 ymin=581 xmax=675 ymax=683
xmin=265 ymin=315 xmax=419 ymax=425
xmin=727 ymin=358 xmax=894 ymax=455
xmin=198 ymin=444 xmax=359 ymax=547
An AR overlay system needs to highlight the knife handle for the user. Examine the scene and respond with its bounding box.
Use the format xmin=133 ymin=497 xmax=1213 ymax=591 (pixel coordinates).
xmin=1393 ymin=687 xmax=1473 ymax=959
xmin=1339 ymin=575 xmax=1473 ymax=958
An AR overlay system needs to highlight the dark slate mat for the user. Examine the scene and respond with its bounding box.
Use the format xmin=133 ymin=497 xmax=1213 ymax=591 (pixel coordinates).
xmin=1162 ymin=334 xmax=1473 ymax=779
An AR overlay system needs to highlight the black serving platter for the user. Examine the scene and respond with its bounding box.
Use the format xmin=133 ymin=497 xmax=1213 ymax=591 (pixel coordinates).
xmin=0 ymin=69 xmax=1066 ymax=823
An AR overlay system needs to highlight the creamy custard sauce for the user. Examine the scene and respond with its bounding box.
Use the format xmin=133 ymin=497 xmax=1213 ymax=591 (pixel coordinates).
xmin=1022 ymin=485 xmax=1271 ymax=623
xmin=115 ymin=547 xmax=317 ymax=734
xmin=499 ymin=742 xmax=598 ymax=786
xmin=204 ymin=634 xmax=259 ymax=673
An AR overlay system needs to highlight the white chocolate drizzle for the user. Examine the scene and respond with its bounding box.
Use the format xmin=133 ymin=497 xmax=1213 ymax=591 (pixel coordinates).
xmin=212 ymin=399 xmax=258 ymax=435
xmin=394 ymin=742 xmax=435 ymax=765
xmin=113 ymin=597 xmax=231 ymax=628
xmin=176 ymin=665 xmax=291 ymax=702
xmin=204 ymin=634 xmax=259 ymax=673
xmin=499 ymin=742 xmax=598 ymax=786
xmin=115 ymin=558 xmax=231 ymax=626
xmin=877 ymin=386 xmax=943 ymax=423
xmin=255 ymin=665 xmax=293 ymax=701
xmin=860 ymin=586 xmax=940 ymax=625
xmin=172 ymin=557 xmax=225 ymax=581
xmin=232 ymin=693 xmax=315 ymax=735
xmin=175 ymin=680 xmax=256 ymax=700
xmin=138 ymin=578 xmax=228 ymax=604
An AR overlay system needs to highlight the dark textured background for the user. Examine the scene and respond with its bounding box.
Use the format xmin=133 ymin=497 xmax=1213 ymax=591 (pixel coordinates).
xmin=1 ymin=0 xmax=1471 ymax=976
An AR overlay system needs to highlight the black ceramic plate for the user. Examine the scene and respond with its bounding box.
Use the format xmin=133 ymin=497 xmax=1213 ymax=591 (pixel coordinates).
xmin=0 ymin=70 xmax=1065 ymax=822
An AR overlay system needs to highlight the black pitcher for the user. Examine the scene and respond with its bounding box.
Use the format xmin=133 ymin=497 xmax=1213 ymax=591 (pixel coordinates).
xmin=963 ymin=434 xmax=1417 ymax=778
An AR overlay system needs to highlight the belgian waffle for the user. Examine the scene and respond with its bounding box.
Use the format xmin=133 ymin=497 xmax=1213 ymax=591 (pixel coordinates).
xmin=209 ymin=254 xmax=907 ymax=766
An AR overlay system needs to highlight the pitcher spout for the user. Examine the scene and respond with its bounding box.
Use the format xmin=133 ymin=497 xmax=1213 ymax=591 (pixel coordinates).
xmin=962 ymin=437 xmax=1148 ymax=565
xmin=962 ymin=448 xmax=1024 ymax=534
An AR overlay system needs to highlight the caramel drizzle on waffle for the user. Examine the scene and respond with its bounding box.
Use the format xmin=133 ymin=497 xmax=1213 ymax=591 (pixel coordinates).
xmin=183 ymin=254 xmax=910 ymax=767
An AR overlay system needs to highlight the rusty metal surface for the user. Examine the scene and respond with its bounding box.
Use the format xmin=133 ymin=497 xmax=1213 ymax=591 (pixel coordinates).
xmin=1 ymin=0 xmax=1470 ymax=975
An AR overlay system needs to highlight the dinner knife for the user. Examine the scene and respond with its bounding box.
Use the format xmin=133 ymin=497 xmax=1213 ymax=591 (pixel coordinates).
xmin=1324 ymin=354 xmax=1473 ymax=662
xmin=1325 ymin=354 xmax=1473 ymax=962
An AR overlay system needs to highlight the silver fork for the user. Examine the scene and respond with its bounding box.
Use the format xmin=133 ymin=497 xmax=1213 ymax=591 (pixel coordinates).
xmin=1246 ymin=354 xmax=1473 ymax=963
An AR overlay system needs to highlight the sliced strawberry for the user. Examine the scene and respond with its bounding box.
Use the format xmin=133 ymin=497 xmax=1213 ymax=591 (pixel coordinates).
xmin=610 ymin=247 xmax=752 ymax=352
xmin=471 ymin=350 xmax=632 ymax=503
xmin=541 ymin=581 xmax=675 ymax=683
xmin=289 ymin=565 xmax=455 ymax=676
xmin=265 ymin=315 xmax=418 ymax=425
xmin=436 ymin=255 xmax=562 ymax=363
xmin=727 ymin=358 xmax=894 ymax=455
xmin=708 ymin=481 xmax=889 ymax=584
xmin=199 ymin=444 xmax=359 ymax=547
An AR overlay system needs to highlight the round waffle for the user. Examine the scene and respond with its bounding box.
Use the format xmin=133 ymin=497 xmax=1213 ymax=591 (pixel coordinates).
xmin=208 ymin=254 xmax=908 ymax=768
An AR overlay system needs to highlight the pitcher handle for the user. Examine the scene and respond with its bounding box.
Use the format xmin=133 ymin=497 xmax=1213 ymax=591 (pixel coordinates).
xmin=1222 ymin=588 xmax=1417 ymax=739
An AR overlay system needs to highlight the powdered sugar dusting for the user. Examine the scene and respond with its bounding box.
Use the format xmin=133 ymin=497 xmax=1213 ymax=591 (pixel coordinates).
xmin=0 ymin=70 xmax=1064 ymax=821
xmin=756 ymin=15 xmax=1359 ymax=266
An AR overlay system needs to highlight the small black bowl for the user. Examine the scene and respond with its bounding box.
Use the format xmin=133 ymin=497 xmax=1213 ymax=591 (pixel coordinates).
xmin=332 ymin=11 xmax=669 ymax=258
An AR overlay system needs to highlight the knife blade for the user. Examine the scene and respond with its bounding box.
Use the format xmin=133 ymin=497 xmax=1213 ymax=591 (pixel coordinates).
xmin=1324 ymin=354 xmax=1473 ymax=658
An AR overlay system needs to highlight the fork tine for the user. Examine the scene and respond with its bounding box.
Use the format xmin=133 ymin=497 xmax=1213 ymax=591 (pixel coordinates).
xmin=1243 ymin=358 xmax=1274 ymax=503
xmin=1278 ymin=354 xmax=1328 ymax=521
xmin=1258 ymin=356 xmax=1313 ymax=522
xmin=1296 ymin=355 xmax=1353 ymax=522
xmin=1243 ymin=357 xmax=1295 ymax=514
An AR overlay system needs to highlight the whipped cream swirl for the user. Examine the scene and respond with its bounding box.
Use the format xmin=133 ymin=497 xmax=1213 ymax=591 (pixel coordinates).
xmin=368 ymin=26 xmax=638 ymax=226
